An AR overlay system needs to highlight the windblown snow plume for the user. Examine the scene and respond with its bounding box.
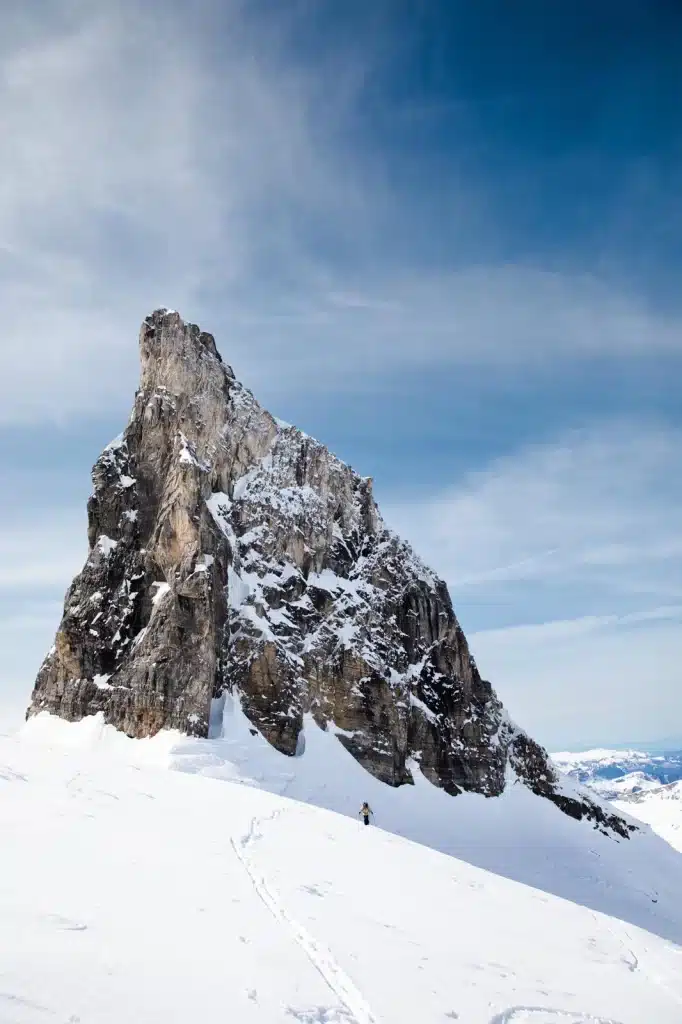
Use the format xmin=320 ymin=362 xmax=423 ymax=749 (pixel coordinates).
xmin=27 ymin=309 xmax=631 ymax=835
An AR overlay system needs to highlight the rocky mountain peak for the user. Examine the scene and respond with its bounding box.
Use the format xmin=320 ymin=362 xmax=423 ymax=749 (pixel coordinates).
xmin=140 ymin=308 xmax=231 ymax=391
xmin=28 ymin=309 xmax=633 ymax=839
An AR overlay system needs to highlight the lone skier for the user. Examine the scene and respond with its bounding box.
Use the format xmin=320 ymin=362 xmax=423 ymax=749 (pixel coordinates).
xmin=359 ymin=801 xmax=373 ymax=826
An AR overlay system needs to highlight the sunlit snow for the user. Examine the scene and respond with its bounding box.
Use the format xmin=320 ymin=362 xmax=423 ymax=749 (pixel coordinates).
xmin=2 ymin=705 xmax=681 ymax=1022
xmin=3 ymin=712 xmax=679 ymax=1024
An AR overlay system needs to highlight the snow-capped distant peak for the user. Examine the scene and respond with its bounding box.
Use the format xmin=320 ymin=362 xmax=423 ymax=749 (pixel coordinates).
xmin=553 ymin=747 xmax=682 ymax=852
xmin=552 ymin=748 xmax=652 ymax=768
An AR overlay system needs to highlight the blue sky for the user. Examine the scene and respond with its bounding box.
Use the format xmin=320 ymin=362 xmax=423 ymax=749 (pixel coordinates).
xmin=0 ymin=1 xmax=680 ymax=749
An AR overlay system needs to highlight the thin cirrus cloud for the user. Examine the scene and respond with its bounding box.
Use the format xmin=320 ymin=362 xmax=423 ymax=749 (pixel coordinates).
xmin=0 ymin=1 xmax=369 ymax=425
xmin=383 ymin=422 xmax=682 ymax=748
xmin=470 ymin=611 xmax=682 ymax=751
xmin=214 ymin=267 xmax=682 ymax=401
xmin=383 ymin=421 xmax=682 ymax=601
xmin=0 ymin=3 xmax=681 ymax=425
xmin=5 ymin=268 xmax=682 ymax=426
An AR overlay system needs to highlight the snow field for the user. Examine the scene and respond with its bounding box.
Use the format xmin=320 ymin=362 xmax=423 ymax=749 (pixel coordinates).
xmin=2 ymin=716 xmax=682 ymax=1022
xmin=613 ymin=784 xmax=682 ymax=854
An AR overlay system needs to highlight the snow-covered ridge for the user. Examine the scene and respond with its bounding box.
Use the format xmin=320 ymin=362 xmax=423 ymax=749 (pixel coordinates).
xmin=552 ymin=748 xmax=654 ymax=769
xmin=627 ymin=780 xmax=682 ymax=806
xmin=612 ymin=783 xmax=682 ymax=855
xmin=552 ymin=747 xmax=682 ymax=853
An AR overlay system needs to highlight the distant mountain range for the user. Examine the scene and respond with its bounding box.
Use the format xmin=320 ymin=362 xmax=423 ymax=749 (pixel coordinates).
xmin=552 ymin=748 xmax=682 ymax=852
xmin=552 ymin=748 xmax=682 ymax=795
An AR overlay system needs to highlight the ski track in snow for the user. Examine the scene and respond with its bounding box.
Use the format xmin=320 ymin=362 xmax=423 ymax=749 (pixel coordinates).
xmin=489 ymin=1010 xmax=624 ymax=1023
xmin=589 ymin=912 xmax=639 ymax=975
xmin=231 ymin=811 xmax=380 ymax=1024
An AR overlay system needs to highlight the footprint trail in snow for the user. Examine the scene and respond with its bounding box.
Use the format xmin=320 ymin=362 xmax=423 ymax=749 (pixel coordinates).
xmin=231 ymin=813 xmax=380 ymax=1024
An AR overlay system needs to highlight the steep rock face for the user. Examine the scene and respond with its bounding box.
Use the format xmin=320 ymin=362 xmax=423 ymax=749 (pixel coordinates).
xmin=27 ymin=309 xmax=634 ymax=835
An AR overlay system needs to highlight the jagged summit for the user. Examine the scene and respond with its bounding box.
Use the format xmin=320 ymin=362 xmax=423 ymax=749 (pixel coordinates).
xmin=28 ymin=309 xmax=632 ymax=836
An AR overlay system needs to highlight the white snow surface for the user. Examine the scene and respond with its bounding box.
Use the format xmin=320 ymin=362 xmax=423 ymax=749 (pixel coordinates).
xmin=178 ymin=431 xmax=209 ymax=471
xmin=95 ymin=535 xmax=117 ymax=556
xmin=151 ymin=581 xmax=171 ymax=607
xmin=551 ymin=750 xmax=682 ymax=852
xmin=2 ymin=711 xmax=682 ymax=1024
xmin=614 ymin=783 xmax=682 ymax=855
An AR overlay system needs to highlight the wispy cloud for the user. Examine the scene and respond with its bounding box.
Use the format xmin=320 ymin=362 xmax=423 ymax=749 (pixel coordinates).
xmin=1 ymin=3 xmax=680 ymax=426
xmin=0 ymin=1 xmax=369 ymax=424
xmin=214 ymin=267 xmax=682 ymax=402
xmin=384 ymin=420 xmax=682 ymax=605
xmin=470 ymin=611 xmax=682 ymax=750
xmin=383 ymin=421 xmax=682 ymax=746
xmin=474 ymin=605 xmax=682 ymax=646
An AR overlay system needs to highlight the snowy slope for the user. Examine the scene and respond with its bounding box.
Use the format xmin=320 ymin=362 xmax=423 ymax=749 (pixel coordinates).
xmin=2 ymin=723 xmax=682 ymax=1024
xmin=18 ymin=705 xmax=682 ymax=947
xmin=614 ymin=783 xmax=682 ymax=855
xmin=551 ymin=749 xmax=682 ymax=854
